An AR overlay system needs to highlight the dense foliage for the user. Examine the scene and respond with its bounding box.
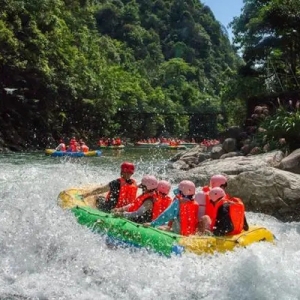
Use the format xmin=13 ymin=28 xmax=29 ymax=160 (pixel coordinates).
xmin=0 ymin=0 xmax=239 ymax=149
xmin=224 ymin=0 xmax=300 ymax=151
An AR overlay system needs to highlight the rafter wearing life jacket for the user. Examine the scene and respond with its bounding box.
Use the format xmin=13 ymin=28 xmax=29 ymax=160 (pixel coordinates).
xmin=175 ymin=193 xmax=199 ymax=236
xmin=106 ymin=177 xmax=137 ymax=209
xmin=125 ymin=190 xmax=156 ymax=222
xmin=209 ymin=187 xmax=245 ymax=235
xmin=152 ymin=192 xmax=172 ymax=220
xmin=195 ymin=175 xmax=229 ymax=219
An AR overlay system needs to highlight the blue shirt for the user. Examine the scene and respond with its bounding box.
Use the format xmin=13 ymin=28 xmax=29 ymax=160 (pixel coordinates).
xmin=151 ymin=199 xmax=181 ymax=233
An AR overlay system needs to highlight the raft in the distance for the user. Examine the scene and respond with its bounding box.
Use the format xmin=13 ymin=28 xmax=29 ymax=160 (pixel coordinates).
xmin=98 ymin=145 xmax=125 ymax=150
xmin=57 ymin=187 xmax=275 ymax=257
xmin=45 ymin=149 xmax=102 ymax=157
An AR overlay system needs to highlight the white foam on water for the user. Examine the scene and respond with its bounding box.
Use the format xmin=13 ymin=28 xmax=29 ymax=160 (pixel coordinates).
xmin=0 ymin=154 xmax=299 ymax=300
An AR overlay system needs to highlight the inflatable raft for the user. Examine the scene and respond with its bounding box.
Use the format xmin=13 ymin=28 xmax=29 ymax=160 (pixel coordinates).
xmin=58 ymin=187 xmax=275 ymax=257
xmin=99 ymin=145 xmax=125 ymax=150
xmin=45 ymin=149 xmax=102 ymax=157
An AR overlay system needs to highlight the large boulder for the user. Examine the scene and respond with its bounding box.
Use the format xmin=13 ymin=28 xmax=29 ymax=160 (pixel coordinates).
xmin=167 ymin=151 xmax=300 ymax=222
xmin=227 ymin=168 xmax=300 ymax=222
xmin=278 ymin=149 xmax=300 ymax=174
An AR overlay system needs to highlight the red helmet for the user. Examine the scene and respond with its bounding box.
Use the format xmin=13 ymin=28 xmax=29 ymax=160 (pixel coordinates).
xmin=157 ymin=180 xmax=171 ymax=195
xmin=121 ymin=162 xmax=135 ymax=174
xmin=179 ymin=180 xmax=195 ymax=196
xmin=209 ymin=187 xmax=225 ymax=202
xmin=140 ymin=175 xmax=158 ymax=190
xmin=210 ymin=174 xmax=227 ymax=188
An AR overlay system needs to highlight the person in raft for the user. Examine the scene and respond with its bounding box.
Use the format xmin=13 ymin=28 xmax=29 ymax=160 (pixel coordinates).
xmin=81 ymin=161 xmax=137 ymax=212
xmin=195 ymin=174 xmax=249 ymax=234
xmin=113 ymin=176 xmax=172 ymax=224
xmin=144 ymin=180 xmax=199 ymax=236
xmin=55 ymin=139 xmax=66 ymax=151
xmin=203 ymin=187 xmax=248 ymax=236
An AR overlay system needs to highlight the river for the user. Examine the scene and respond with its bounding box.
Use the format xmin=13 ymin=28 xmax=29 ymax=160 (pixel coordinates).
xmin=0 ymin=149 xmax=299 ymax=299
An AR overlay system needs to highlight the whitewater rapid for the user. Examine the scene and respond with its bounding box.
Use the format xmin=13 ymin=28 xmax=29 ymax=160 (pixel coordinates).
xmin=0 ymin=153 xmax=299 ymax=300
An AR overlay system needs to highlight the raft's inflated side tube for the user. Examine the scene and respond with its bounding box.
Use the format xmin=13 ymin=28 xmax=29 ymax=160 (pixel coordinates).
xmin=72 ymin=206 xmax=184 ymax=257
xmin=58 ymin=188 xmax=275 ymax=257
xmin=45 ymin=149 xmax=102 ymax=157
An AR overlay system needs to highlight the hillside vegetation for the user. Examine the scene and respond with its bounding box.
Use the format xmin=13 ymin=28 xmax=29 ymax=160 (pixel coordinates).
xmin=1 ymin=0 xmax=240 ymax=150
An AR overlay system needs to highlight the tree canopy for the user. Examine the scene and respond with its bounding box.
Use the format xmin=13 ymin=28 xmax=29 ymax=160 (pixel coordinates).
xmin=0 ymin=0 xmax=240 ymax=149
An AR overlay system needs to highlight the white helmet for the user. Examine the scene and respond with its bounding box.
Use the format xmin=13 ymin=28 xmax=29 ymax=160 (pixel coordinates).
xmin=209 ymin=187 xmax=225 ymax=202
xmin=179 ymin=180 xmax=195 ymax=196
xmin=157 ymin=180 xmax=171 ymax=195
xmin=139 ymin=175 xmax=158 ymax=190
xmin=210 ymin=174 xmax=227 ymax=188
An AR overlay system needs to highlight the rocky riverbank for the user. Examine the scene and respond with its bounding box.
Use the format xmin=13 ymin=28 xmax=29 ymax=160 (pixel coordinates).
xmin=167 ymin=140 xmax=300 ymax=222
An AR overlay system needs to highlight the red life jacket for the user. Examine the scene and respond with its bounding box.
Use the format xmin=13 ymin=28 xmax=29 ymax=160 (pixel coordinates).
xmin=177 ymin=194 xmax=199 ymax=236
xmin=201 ymin=186 xmax=216 ymax=221
xmin=127 ymin=191 xmax=156 ymax=213
xmin=70 ymin=144 xmax=77 ymax=152
xmin=106 ymin=177 xmax=137 ymax=208
xmin=152 ymin=192 xmax=172 ymax=220
xmin=211 ymin=197 xmax=245 ymax=235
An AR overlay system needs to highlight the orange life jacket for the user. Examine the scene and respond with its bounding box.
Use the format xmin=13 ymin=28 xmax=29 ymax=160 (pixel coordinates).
xmin=152 ymin=192 xmax=172 ymax=220
xmin=127 ymin=191 xmax=157 ymax=213
xmin=81 ymin=145 xmax=89 ymax=152
xmin=106 ymin=177 xmax=137 ymax=208
xmin=176 ymin=194 xmax=199 ymax=236
xmin=211 ymin=197 xmax=245 ymax=235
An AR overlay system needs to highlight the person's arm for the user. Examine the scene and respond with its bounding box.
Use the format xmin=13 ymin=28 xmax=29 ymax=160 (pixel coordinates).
xmin=150 ymin=199 xmax=179 ymax=227
xmin=123 ymin=200 xmax=153 ymax=219
xmin=82 ymin=184 xmax=110 ymax=198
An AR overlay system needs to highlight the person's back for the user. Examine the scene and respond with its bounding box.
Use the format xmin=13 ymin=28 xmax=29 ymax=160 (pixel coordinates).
xmin=55 ymin=140 xmax=66 ymax=151
xmin=148 ymin=180 xmax=199 ymax=236
xmin=152 ymin=180 xmax=172 ymax=220
xmin=208 ymin=187 xmax=247 ymax=236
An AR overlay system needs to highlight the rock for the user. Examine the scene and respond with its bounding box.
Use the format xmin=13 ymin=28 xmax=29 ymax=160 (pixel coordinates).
xmin=241 ymin=144 xmax=252 ymax=155
xmin=170 ymin=151 xmax=284 ymax=185
xmin=210 ymin=146 xmax=225 ymax=159
xmin=167 ymin=150 xmax=299 ymax=222
xmin=227 ymin=168 xmax=300 ymax=222
xmin=219 ymin=126 xmax=243 ymax=141
xmin=222 ymin=138 xmax=236 ymax=153
xmin=278 ymin=149 xmax=300 ymax=174
xmin=220 ymin=151 xmax=243 ymax=159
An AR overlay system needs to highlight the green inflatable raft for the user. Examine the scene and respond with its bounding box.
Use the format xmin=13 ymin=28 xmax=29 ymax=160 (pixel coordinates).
xmin=58 ymin=187 xmax=275 ymax=257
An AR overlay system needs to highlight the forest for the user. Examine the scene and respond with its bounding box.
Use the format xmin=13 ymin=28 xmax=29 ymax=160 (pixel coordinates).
xmin=0 ymin=0 xmax=300 ymax=150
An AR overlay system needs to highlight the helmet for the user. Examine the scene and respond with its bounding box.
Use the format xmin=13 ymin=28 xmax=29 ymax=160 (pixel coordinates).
xmin=209 ymin=187 xmax=225 ymax=202
xmin=179 ymin=180 xmax=195 ymax=196
xmin=140 ymin=175 xmax=158 ymax=190
xmin=121 ymin=162 xmax=135 ymax=174
xmin=157 ymin=180 xmax=171 ymax=195
xmin=210 ymin=174 xmax=227 ymax=188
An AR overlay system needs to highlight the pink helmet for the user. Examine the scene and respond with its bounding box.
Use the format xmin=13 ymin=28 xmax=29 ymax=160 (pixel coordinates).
xmin=179 ymin=180 xmax=195 ymax=196
xmin=210 ymin=174 xmax=227 ymax=188
xmin=157 ymin=180 xmax=171 ymax=195
xmin=209 ymin=187 xmax=225 ymax=202
xmin=140 ymin=175 xmax=158 ymax=190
